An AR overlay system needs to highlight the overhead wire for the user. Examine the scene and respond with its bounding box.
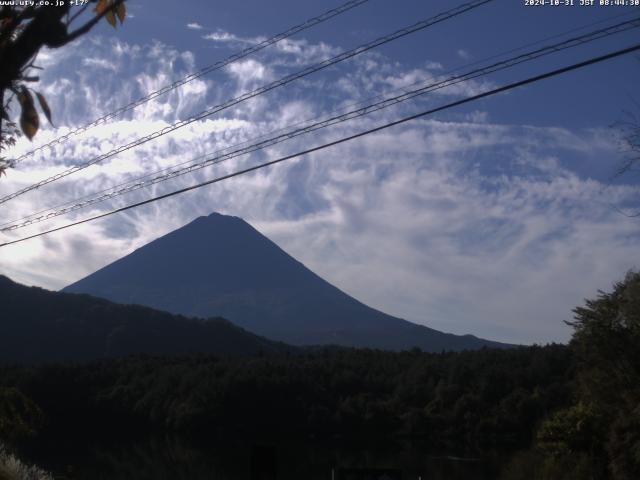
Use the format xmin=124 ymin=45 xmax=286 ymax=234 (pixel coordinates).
xmin=0 ymin=0 xmax=495 ymax=206
xmin=8 ymin=0 xmax=372 ymax=166
xmin=2 ymin=42 xmax=638 ymax=248
xmin=2 ymin=15 xmax=639 ymax=232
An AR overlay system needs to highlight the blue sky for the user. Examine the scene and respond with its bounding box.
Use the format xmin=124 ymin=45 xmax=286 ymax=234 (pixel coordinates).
xmin=0 ymin=0 xmax=639 ymax=344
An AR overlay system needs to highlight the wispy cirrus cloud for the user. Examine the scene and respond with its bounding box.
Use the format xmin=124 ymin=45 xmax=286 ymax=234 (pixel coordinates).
xmin=203 ymin=30 xmax=264 ymax=45
xmin=0 ymin=29 xmax=637 ymax=346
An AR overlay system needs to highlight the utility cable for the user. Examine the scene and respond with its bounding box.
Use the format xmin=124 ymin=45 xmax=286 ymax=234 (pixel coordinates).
xmin=2 ymin=42 xmax=638 ymax=247
xmin=0 ymin=0 xmax=494 ymax=205
xmin=2 ymin=15 xmax=638 ymax=232
xmin=8 ymin=0 xmax=372 ymax=166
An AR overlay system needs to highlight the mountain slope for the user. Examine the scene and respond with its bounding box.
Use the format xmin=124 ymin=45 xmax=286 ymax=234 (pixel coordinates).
xmin=64 ymin=212 xmax=510 ymax=351
xmin=0 ymin=275 xmax=290 ymax=363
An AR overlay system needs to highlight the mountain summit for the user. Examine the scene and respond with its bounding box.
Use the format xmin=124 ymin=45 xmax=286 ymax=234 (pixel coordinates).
xmin=64 ymin=212 xmax=509 ymax=351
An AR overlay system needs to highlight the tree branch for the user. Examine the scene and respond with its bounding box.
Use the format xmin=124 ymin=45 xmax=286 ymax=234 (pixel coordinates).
xmin=67 ymin=3 xmax=90 ymax=27
xmin=65 ymin=0 xmax=124 ymax=43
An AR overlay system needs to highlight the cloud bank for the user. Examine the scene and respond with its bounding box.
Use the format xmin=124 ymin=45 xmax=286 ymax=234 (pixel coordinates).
xmin=0 ymin=31 xmax=637 ymax=345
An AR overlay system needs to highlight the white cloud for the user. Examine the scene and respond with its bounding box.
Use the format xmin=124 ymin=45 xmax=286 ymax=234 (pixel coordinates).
xmin=270 ymin=38 xmax=340 ymax=66
xmin=203 ymin=30 xmax=264 ymax=45
xmin=247 ymin=127 xmax=638 ymax=344
xmin=82 ymin=57 xmax=118 ymax=71
xmin=226 ymin=59 xmax=270 ymax=88
xmin=0 ymin=31 xmax=638 ymax=347
xmin=186 ymin=22 xmax=203 ymax=30
xmin=461 ymin=110 xmax=489 ymax=123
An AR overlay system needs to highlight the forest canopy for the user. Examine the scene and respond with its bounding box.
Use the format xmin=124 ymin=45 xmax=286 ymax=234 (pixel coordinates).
xmin=0 ymin=274 xmax=637 ymax=480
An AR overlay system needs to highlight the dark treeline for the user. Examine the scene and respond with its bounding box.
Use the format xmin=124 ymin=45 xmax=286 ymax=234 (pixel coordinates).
xmin=2 ymin=346 xmax=572 ymax=448
xmin=1 ymin=272 xmax=638 ymax=479
xmin=0 ymin=275 xmax=293 ymax=364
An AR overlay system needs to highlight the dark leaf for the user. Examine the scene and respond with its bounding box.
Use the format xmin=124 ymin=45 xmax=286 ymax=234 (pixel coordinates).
xmin=117 ymin=2 xmax=126 ymax=24
xmin=18 ymin=88 xmax=39 ymax=141
xmin=94 ymin=0 xmax=108 ymax=14
xmin=105 ymin=9 xmax=117 ymax=28
xmin=35 ymin=92 xmax=53 ymax=126
xmin=16 ymin=87 xmax=33 ymax=109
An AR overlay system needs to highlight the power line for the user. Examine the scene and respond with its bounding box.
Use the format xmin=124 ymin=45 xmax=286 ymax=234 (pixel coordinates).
xmin=2 ymin=43 xmax=638 ymax=248
xmin=0 ymin=0 xmax=494 ymax=206
xmin=3 ymin=16 xmax=638 ymax=232
xmin=9 ymin=0 xmax=372 ymax=166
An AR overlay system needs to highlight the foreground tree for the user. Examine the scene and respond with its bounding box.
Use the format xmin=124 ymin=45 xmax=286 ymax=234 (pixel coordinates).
xmin=535 ymin=271 xmax=640 ymax=479
xmin=0 ymin=0 xmax=126 ymax=175
xmin=570 ymin=271 xmax=640 ymax=479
